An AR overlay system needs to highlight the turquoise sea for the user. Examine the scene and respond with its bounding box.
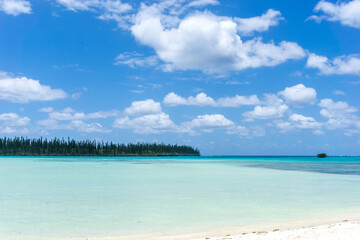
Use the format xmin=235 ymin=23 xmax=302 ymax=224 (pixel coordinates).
xmin=1 ymin=156 xmax=360 ymax=239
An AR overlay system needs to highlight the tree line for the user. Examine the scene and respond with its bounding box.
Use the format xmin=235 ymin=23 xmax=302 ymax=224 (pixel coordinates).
xmin=0 ymin=137 xmax=200 ymax=156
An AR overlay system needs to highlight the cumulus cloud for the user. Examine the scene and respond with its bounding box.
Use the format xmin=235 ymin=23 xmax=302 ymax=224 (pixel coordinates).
xmin=0 ymin=0 xmax=31 ymax=16
xmin=38 ymin=118 xmax=111 ymax=133
xmin=309 ymin=0 xmax=360 ymax=28
xmin=183 ymin=114 xmax=234 ymax=128
xmin=163 ymin=92 xmax=260 ymax=107
xmin=37 ymin=107 xmax=117 ymax=133
xmin=276 ymin=113 xmax=323 ymax=134
xmin=306 ymin=53 xmax=360 ymax=75
xmin=318 ymin=98 xmax=360 ymax=135
xmin=113 ymin=99 xmax=179 ymax=134
xmin=243 ymin=104 xmax=289 ymax=121
xmin=115 ymin=98 xmax=247 ymax=135
xmin=41 ymin=107 xmax=119 ymax=121
xmin=0 ymin=113 xmax=30 ymax=126
xmin=124 ymin=99 xmax=162 ymax=116
xmin=179 ymin=114 xmax=235 ymax=135
xmin=0 ymin=112 xmax=30 ymax=134
xmin=113 ymin=113 xmax=176 ymax=134
xmin=235 ymin=9 xmax=284 ymax=35
xmin=278 ymin=84 xmax=317 ymax=107
xmin=0 ymin=72 xmax=68 ymax=103
xmin=243 ymin=94 xmax=289 ymax=121
xmin=57 ymin=0 xmax=305 ymax=73
xmin=318 ymin=98 xmax=358 ymax=118
xmin=131 ymin=7 xmax=305 ymax=73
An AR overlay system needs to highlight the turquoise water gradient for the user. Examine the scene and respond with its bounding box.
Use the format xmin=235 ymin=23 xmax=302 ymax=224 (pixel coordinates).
xmin=0 ymin=156 xmax=360 ymax=239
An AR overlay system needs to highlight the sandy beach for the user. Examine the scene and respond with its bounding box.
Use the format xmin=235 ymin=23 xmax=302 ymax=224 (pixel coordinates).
xmin=191 ymin=220 xmax=360 ymax=240
xmin=4 ymin=219 xmax=360 ymax=240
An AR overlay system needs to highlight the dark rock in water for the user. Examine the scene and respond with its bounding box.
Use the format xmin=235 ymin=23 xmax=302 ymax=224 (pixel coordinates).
xmin=317 ymin=153 xmax=327 ymax=158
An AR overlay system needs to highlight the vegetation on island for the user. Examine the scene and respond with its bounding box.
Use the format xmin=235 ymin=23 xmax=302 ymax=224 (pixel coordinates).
xmin=0 ymin=137 xmax=200 ymax=156
xmin=317 ymin=153 xmax=327 ymax=158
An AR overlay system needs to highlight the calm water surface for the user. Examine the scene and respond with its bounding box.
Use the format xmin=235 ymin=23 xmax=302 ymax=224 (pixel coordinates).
xmin=0 ymin=156 xmax=360 ymax=239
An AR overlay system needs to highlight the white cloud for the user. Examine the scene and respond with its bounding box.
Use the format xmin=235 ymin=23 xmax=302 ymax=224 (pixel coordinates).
xmin=187 ymin=0 xmax=219 ymax=7
xmin=163 ymin=92 xmax=260 ymax=107
xmin=0 ymin=113 xmax=30 ymax=126
xmin=164 ymin=92 xmax=215 ymax=106
xmin=307 ymin=53 xmax=360 ymax=75
xmin=42 ymin=107 xmax=119 ymax=120
xmin=49 ymin=107 xmax=86 ymax=121
xmin=114 ymin=52 xmax=159 ymax=68
xmin=276 ymin=113 xmax=323 ymax=135
xmin=318 ymin=98 xmax=360 ymax=135
xmin=57 ymin=0 xmax=305 ymax=73
xmin=124 ymin=99 xmax=162 ymax=116
xmin=289 ymin=113 xmax=320 ymax=129
xmin=183 ymin=114 xmax=234 ymax=128
xmin=242 ymin=93 xmax=289 ymax=121
xmin=217 ymin=95 xmax=261 ymax=107
xmin=57 ymin=0 xmax=131 ymax=12
xmin=86 ymin=110 xmax=120 ymax=119
xmin=38 ymin=118 xmax=111 ymax=133
xmin=309 ymin=0 xmax=360 ymax=28
xmin=57 ymin=0 xmax=132 ymax=27
xmin=318 ymin=98 xmax=358 ymax=118
xmin=0 ymin=112 xmax=30 ymax=134
xmin=235 ymin=9 xmax=284 ymax=35
xmin=0 ymin=0 xmax=31 ymax=16
xmin=113 ymin=113 xmax=176 ymax=134
xmin=243 ymin=104 xmax=289 ymax=121
xmin=262 ymin=93 xmax=284 ymax=106
xmin=180 ymin=114 xmax=235 ymax=134
xmin=0 ymin=72 xmax=68 ymax=103
xmin=69 ymin=120 xmax=111 ymax=133
xmin=114 ymin=105 xmax=239 ymax=135
xmin=278 ymin=84 xmax=317 ymax=107
xmin=0 ymin=126 xmax=16 ymax=134
xmin=37 ymin=107 xmax=117 ymax=133
xmin=131 ymin=8 xmax=305 ymax=73
xmin=38 ymin=107 xmax=54 ymax=113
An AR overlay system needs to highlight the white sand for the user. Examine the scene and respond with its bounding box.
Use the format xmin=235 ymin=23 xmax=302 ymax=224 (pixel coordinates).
xmin=7 ymin=220 xmax=360 ymax=240
xmin=191 ymin=220 xmax=360 ymax=240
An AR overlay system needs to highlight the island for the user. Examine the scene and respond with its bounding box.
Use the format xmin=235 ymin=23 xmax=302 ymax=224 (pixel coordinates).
xmin=0 ymin=137 xmax=200 ymax=156
xmin=317 ymin=153 xmax=327 ymax=158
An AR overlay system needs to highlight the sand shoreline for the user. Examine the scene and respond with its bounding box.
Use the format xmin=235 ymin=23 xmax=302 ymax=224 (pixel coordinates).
xmin=4 ymin=217 xmax=360 ymax=240
xmin=191 ymin=220 xmax=360 ymax=240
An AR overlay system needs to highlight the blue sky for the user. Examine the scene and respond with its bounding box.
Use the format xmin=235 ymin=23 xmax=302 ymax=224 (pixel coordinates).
xmin=0 ymin=0 xmax=360 ymax=155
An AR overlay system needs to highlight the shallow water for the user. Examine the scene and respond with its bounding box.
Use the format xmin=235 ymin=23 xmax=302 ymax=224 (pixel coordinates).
xmin=0 ymin=156 xmax=360 ymax=239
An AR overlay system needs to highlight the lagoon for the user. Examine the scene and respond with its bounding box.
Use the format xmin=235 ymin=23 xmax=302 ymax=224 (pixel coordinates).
xmin=0 ymin=156 xmax=360 ymax=239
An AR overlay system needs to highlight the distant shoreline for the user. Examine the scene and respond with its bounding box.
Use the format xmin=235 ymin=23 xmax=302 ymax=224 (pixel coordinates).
xmin=0 ymin=137 xmax=200 ymax=156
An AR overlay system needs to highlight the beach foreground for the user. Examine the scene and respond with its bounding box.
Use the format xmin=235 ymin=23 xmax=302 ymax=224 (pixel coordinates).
xmin=192 ymin=220 xmax=360 ymax=240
